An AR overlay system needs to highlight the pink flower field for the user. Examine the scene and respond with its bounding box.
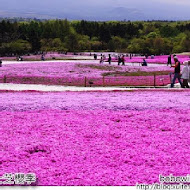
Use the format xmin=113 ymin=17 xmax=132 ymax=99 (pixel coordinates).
xmin=0 ymin=61 xmax=173 ymax=86
xmin=110 ymin=55 xmax=190 ymax=64
xmin=1 ymin=53 xmax=190 ymax=65
xmin=0 ymin=90 xmax=190 ymax=186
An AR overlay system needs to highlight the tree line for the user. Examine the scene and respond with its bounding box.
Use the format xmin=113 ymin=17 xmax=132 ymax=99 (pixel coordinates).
xmin=0 ymin=19 xmax=190 ymax=56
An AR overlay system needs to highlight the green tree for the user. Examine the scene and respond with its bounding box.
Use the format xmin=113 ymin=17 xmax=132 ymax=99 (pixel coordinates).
xmin=78 ymin=35 xmax=91 ymax=51
xmin=108 ymin=36 xmax=127 ymax=52
xmin=127 ymin=38 xmax=145 ymax=53
xmin=160 ymin=25 xmax=180 ymax=38
xmin=65 ymin=30 xmax=79 ymax=52
xmin=40 ymin=38 xmax=67 ymax=52
xmin=2 ymin=39 xmax=32 ymax=55
xmin=90 ymin=37 xmax=102 ymax=51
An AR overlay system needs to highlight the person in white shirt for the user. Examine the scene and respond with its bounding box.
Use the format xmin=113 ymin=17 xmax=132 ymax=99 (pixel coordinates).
xmin=181 ymin=61 xmax=190 ymax=88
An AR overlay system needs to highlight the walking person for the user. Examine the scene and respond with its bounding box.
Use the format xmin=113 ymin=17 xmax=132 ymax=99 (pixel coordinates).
xmin=108 ymin=54 xmax=111 ymax=65
xmin=118 ymin=56 xmax=121 ymax=65
xmin=94 ymin=54 xmax=97 ymax=60
xmin=171 ymin=57 xmax=183 ymax=88
xmin=167 ymin=54 xmax=172 ymax=66
xmin=181 ymin=61 xmax=190 ymax=88
xmin=121 ymin=55 xmax=125 ymax=66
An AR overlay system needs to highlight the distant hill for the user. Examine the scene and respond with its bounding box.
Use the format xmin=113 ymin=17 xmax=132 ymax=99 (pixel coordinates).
xmin=0 ymin=7 xmax=151 ymax=21
xmin=0 ymin=17 xmax=45 ymax=22
xmin=107 ymin=7 xmax=146 ymax=21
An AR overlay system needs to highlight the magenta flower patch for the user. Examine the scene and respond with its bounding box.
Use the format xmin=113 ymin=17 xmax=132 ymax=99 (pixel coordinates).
xmin=0 ymin=61 xmax=173 ymax=86
xmin=0 ymin=90 xmax=189 ymax=186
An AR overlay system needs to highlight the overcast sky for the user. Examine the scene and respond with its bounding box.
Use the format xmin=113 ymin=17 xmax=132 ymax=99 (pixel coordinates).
xmin=0 ymin=0 xmax=190 ymax=20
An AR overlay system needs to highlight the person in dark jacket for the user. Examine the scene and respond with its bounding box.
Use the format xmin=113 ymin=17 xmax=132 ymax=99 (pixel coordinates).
xmin=118 ymin=56 xmax=121 ymax=65
xmin=121 ymin=55 xmax=125 ymax=65
xmin=171 ymin=57 xmax=183 ymax=88
xmin=108 ymin=54 xmax=111 ymax=65
xmin=167 ymin=55 xmax=172 ymax=66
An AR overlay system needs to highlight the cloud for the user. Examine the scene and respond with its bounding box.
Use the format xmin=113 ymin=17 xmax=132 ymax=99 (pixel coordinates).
xmin=152 ymin=0 xmax=190 ymax=5
xmin=0 ymin=0 xmax=190 ymax=20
